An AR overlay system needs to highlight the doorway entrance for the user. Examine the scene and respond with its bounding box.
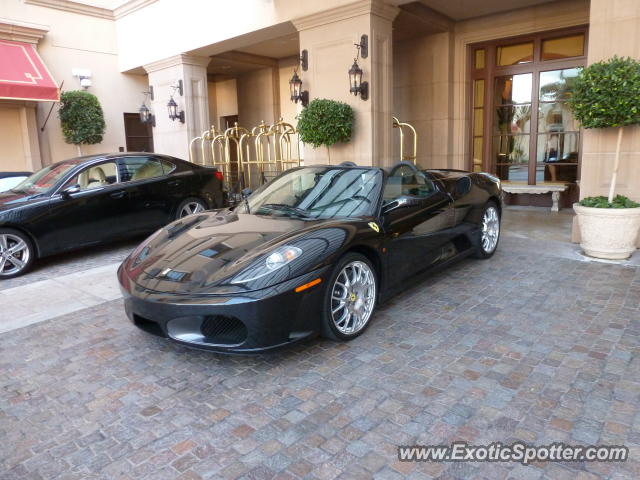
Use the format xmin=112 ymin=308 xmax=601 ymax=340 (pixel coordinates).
xmin=470 ymin=28 xmax=587 ymax=203
xmin=123 ymin=113 xmax=154 ymax=152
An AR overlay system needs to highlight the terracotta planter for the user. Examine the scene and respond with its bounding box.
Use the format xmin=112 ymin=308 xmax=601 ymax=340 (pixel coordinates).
xmin=573 ymin=203 xmax=640 ymax=260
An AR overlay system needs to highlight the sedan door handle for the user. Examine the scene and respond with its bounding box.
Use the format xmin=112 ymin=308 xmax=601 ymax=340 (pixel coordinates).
xmin=110 ymin=190 xmax=126 ymax=199
xmin=167 ymin=179 xmax=182 ymax=186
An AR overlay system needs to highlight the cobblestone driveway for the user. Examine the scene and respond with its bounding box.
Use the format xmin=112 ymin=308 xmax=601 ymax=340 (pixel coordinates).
xmin=1 ymin=237 xmax=639 ymax=479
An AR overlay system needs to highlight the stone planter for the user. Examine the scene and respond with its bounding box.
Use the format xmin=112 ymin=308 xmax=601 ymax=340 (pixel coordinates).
xmin=573 ymin=203 xmax=640 ymax=260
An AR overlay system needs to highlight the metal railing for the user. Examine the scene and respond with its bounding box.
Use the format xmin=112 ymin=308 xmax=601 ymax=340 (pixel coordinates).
xmin=188 ymin=116 xmax=417 ymax=195
xmin=393 ymin=116 xmax=417 ymax=165
xmin=188 ymin=118 xmax=304 ymax=196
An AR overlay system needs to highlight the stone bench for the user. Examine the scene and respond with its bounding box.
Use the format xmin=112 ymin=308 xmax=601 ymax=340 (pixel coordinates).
xmin=501 ymin=182 xmax=569 ymax=212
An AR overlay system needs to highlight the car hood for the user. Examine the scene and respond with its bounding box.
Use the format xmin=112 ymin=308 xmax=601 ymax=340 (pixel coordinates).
xmin=122 ymin=209 xmax=361 ymax=295
xmin=0 ymin=191 xmax=49 ymax=212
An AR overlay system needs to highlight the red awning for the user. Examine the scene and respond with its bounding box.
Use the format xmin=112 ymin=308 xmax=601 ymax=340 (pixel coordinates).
xmin=0 ymin=40 xmax=59 ymax=102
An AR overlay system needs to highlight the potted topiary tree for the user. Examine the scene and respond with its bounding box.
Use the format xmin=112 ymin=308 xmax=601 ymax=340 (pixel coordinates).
xmin=568 ymin=56 xmax=640 ymax=260
xmin=296 ymin=98 xmax=354 ymax=163
xmin=58 ymin=90 xmax=106 ymax=156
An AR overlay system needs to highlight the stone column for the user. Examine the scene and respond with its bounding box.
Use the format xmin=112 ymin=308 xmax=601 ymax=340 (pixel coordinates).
xmin=143 ymin=54 xmax=210 ymax=161
xmin=573 ymin=0 xmax=640 ymax=245
xmin=293 ymin=0 xmax=398 ymax=167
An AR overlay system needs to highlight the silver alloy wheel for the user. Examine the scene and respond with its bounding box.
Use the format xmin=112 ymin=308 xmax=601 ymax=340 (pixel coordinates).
xmin=179 ymin=201 xmax=205 ymax=217
xmin=481 ymin=206 xmax=500 ymax=253
xmin=0 ymin=233 xmax=30 ymax=277
xmin=330 ymin=260 xmax=376 ymax=335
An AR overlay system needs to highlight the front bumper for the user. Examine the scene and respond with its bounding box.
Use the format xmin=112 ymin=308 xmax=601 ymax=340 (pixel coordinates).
xmin=118 ymin=265 xmax=329 ymax=353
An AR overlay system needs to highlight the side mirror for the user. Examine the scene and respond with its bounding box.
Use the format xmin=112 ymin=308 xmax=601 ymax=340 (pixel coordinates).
xmin=241 ymin=187 xmax=252 ymax=198
xmin=382 ymin=195 xmax=422 ymax=215
xmin=61 ymin=184 xmax=81 ymax=198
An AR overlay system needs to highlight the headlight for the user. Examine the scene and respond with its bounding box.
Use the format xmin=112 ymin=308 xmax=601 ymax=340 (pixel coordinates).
xmin=266 ymin=246 xmax=302 ymax=271
xmin=231 ymin=245 xmax=302 ymax=284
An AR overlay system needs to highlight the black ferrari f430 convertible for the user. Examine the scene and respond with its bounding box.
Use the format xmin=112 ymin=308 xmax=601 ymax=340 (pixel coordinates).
xmin=118 ymin=162 xmax=502 ymax=353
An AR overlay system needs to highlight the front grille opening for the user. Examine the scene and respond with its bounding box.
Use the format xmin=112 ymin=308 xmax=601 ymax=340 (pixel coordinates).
xmin=133 ymin=314 xmax=165 ymax=337
xmin=200 ymin=315 xmax=247 ymax=345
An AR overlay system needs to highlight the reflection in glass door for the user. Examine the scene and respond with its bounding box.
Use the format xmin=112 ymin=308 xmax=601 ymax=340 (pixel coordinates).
xmin=536 ymin=68 xmax=580 ymax=183
xmin=494 ymin=73 xmax=532 ymax=182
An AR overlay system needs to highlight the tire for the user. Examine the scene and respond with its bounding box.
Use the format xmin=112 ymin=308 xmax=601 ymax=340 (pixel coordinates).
xmin=176 ymin=197 xmax=208 ymax=219
xmin=321 ymin=253 xmax=378 ymax=341
xmin=0 ymin=228 xmax=36 ymax=279
xmin=472 ymin=201 xmax=501 ymax=259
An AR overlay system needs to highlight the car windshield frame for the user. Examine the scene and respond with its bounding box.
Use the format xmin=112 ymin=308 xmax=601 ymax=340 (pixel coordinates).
xmin=10 ymin=162 xmax=80 ymax=195
xmin=237 ymin=166 xmax=385 ymax=220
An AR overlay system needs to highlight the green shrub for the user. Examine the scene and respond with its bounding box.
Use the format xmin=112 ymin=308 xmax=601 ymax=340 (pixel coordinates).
xmin=58 ymin=91 xmax=106 ymax=151
xmin=567 ymin=56 xmax=640 ymax=206
xmin=296 ymin=99 xmax=354 ymax=149
xmin=580 ymin=195 xmax=639 ymax=209
xmin=567 ymin=56 xmax=640 ymax=129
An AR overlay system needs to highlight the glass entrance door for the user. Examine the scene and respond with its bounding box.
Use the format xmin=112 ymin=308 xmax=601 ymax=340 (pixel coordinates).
xmin=471 ymin=30 xmax=587 ymax=187
xmin=493 ymin=68 xmax=581 ymax=184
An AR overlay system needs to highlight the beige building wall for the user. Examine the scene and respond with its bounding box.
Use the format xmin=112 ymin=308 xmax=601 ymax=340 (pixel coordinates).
xmin=449 ymin=0 xmax=590 ymax=170
xmin=208 ymin=79 xmax=239 ymax=131
xmin=0 ymin=104 xmax=29 ymax=171
xmin=237 ymin=67 xmax=278 ymax=129
xmin=574 ymin=0 xmax=640 ymax=247
xmin=394 ymin=31 xmax=454 ymax=168
xmin=1 ymin=0 xmax=149 ymax=166
xmin=143 ymin=54 xmax=210 ymax=161
xmin=278 ymin=56 xmax=301 ymax=127
xmin=295 ymin=1 xmax=397 ymax=166
xmin=114 ymin=0 xmax=371 ymax=72
xmin=393 ymin=0 xmax=589 ymax=170
xmin=580 ymin=0 xmax=640 ymax=202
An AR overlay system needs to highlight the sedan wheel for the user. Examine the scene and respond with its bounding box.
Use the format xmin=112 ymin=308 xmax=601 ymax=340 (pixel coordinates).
xmin=0 ymin=230 xmax=34 ymax=278
xmin=177 ymin=198 xmax=207 ymax=219
xmin=324 ymin=254 xmax=377 ymax=340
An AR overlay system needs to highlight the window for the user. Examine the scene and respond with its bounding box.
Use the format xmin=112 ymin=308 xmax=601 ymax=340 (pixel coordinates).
xmin=469 ymin=28 xmax=586 ymax=188
xmin=383 ymin=165 xmax=435 ymax=202
xmin=12 ymin=162 xmax=77 ymax=194
xmin=65 ymin=161 xmax=118 ymax=191
xmin=118 ymin=156 xmax=165 ymax=182
xmin=541 ymin=34 xmax=585 ymax=61
xmin=160 ymin=159 xmax=176 ymax=174
xmin=496 ymin=42 xmax=533 ymax=66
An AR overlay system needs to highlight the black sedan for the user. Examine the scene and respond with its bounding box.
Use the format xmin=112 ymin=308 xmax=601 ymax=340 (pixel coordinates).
xmin=118 ymin=161 xmax=502 ymax=353
xmin=0 ymin=153 xmax=224 ymax=278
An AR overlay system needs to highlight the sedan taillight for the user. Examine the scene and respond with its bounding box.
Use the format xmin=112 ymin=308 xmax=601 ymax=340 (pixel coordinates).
xmin=213 ymin=170 xmax=223 ymax=181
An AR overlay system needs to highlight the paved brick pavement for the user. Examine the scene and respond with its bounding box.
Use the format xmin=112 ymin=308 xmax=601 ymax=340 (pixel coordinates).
xmin=1 ymin=236 xmax=640 ymax=479
xmin=0 ymin=238 xmax=140 ymax=292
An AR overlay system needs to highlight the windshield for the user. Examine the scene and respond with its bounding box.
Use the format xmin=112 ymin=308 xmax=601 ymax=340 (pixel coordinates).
xmin=237 ymin=166 xmax=383 ymax=219
xmin=11 ymin=162 xmax=77 ymax=194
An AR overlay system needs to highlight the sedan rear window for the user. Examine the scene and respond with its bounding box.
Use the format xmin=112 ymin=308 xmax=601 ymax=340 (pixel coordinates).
xmin=119 ymin=157 xmax=165 ymax=182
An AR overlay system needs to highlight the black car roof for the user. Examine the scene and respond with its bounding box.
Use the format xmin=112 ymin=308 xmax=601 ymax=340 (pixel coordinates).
xmin=47 ymin=152 xmax=188 ymax=169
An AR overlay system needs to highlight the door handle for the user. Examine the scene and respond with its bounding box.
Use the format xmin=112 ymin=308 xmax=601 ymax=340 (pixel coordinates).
xmin=168 ymin=179 xmax=181 ymax=186
xmin=110 ymin=190 xmax=126 ymax=199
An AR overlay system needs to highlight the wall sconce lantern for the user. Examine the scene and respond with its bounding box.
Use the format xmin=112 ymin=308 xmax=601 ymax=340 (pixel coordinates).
xmin=167 ymin=80 xmax=185 ymax=123
xmin=289 ymin=70 xmax=309 ymax=107
xmin=138 ymin=87 xmax=155 ymax=126
xmin=348 ymin=35 xmax=368 ymax=100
